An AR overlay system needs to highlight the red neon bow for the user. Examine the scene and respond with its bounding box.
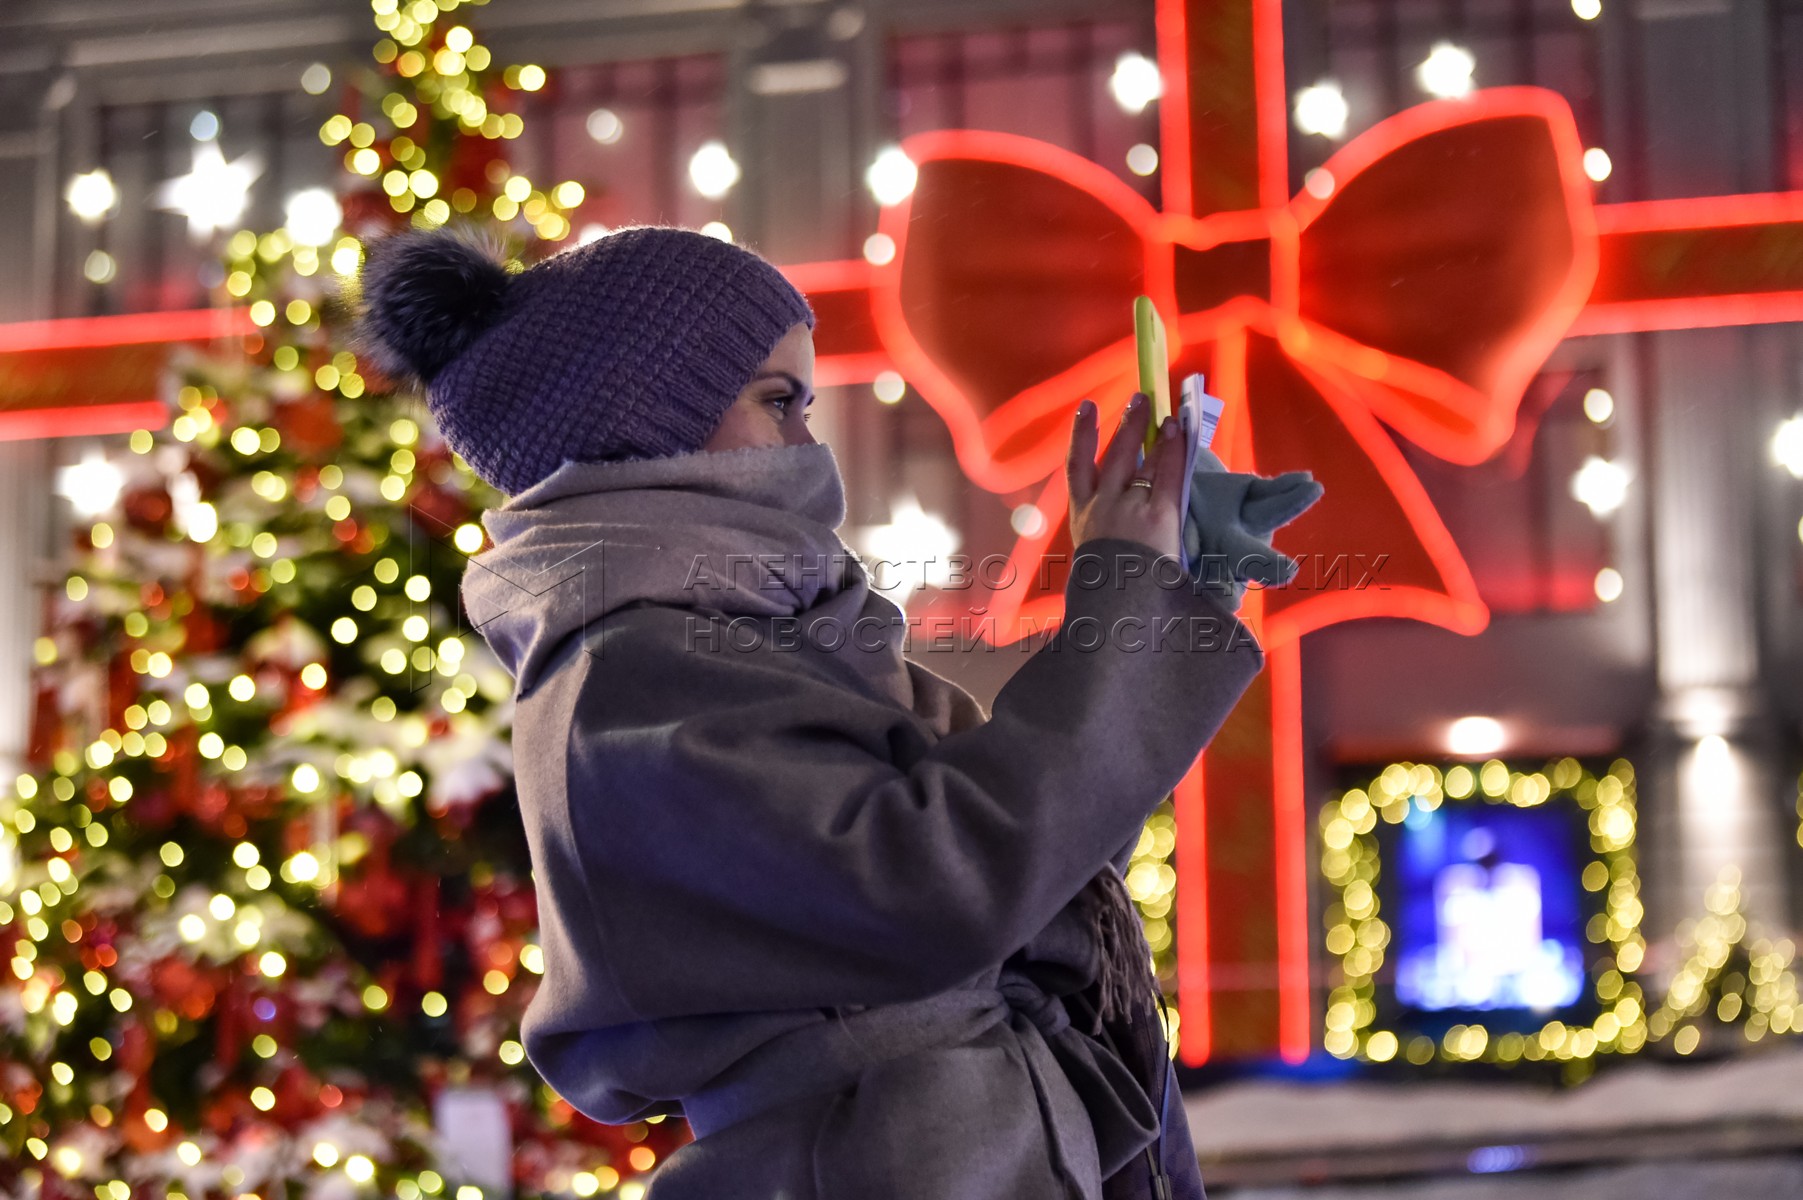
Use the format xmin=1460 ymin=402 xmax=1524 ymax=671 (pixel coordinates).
xmin=871 ymin=88 xmax=1599 ymax=644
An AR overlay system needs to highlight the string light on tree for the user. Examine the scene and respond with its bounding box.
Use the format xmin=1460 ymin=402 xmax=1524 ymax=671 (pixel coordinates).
xmin=1293 ymin=82 xmax=1350 ymax=138
xmin=1644 ymin=866 xmax=1801 ymax=1051
xmin=284 ymin=188 xmax=343 ymax=246
xmin=866 ymin=145 xmax=919 ymax=207
xmin=1594 ymin=566 xmax=1624 ymax=602
xmin=1108 ymin=52 xmax=1163 ymax=114
xmin=1416 ymin=43 xmax=1476 ymax=99
xmin=700 ymin=221 xmax=733 ymax=242
xmin=1572 ymin=0 xmax=1602 ymax=17
xmin=549 ymin=179 xmax=582 ymax=210
xmin=65 ymin=169 xmax=118 ymax=223
xmin=688 ymin=141 xmax=740 ymax=199
xmin=301 ymin=63 xmax=333 ymax=94
xmin=1584 ymin=148 xmax=1613 ymax=182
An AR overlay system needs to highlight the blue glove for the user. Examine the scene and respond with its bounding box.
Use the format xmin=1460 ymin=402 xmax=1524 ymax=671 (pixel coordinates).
xmin=1181 ymin=448 xmax=1325 ymax=612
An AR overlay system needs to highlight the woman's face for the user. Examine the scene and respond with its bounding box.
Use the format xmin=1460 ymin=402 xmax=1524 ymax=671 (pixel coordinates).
xmin=701 ymin=321 xmax=817 ymax=453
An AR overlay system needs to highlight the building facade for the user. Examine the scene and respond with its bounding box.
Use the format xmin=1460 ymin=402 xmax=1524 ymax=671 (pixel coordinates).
xmin=1 ymin=0 xmax=1800 ymax=1067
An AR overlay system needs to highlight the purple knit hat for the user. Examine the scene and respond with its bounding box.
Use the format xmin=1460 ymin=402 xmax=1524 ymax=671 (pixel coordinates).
xmin=356 ymin=225 xmax=816 ymax=496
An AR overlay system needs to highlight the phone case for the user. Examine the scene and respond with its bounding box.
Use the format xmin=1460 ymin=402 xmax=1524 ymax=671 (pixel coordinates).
xmin=1133 ymin=296 xmax=1173 ymax=457
xmin=1134 ymin=297 xmax=1230 ymax=574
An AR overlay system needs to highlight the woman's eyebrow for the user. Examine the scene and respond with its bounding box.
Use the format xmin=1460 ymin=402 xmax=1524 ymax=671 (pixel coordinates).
xmin=752 ymin=370 xmax=811 ymax=396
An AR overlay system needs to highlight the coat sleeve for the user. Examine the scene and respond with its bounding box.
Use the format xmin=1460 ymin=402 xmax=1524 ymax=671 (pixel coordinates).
xmin=556 ymin=536 xmax=1264 ymax=1020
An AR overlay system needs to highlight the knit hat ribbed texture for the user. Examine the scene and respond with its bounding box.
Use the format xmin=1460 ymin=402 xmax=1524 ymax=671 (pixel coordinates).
xmin=357 ymin=225 xmax=816 ymax=496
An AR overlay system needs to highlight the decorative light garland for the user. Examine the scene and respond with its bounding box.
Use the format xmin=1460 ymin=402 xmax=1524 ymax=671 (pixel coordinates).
xmin=1124 ymin=800 xmax=1183 ymax=1052
xmin=1645 ymin=866 xmax=1799 ymax=1053
xmin=1319 ymin=757 xmax=1646 ymax=1066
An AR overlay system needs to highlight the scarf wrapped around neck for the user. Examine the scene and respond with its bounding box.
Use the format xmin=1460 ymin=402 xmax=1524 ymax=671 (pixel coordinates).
xmin=462 ymin=440 xmax=1163 ymax=1075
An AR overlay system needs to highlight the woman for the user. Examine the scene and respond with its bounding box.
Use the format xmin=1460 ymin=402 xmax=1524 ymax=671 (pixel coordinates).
xmin=358 ymin=225 xmax=1317 ymax=1200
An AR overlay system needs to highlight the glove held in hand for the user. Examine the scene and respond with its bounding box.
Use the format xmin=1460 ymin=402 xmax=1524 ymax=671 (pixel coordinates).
xmin=1181 ymin=448 xmax=1324 ymax=612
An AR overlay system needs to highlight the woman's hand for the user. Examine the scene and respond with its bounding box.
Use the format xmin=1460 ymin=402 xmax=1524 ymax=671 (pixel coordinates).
xmin=1066 ymin=392 xmax=1188 ymax=561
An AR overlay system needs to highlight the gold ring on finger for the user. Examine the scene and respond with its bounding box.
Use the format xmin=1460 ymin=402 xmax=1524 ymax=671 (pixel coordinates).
xmin=1128 ymin=478 xmax=1153 ymax=490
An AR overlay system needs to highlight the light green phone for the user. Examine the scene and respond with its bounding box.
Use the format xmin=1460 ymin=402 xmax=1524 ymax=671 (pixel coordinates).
xmin=1134 ymin=295 xmax=1172 ymax=457
xmin=1133 ymin=296 xmax=1223 ymax=576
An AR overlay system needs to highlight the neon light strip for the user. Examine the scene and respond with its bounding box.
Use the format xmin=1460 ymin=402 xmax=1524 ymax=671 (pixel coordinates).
xmin=1570 ymin=291 xmax=1803 ymax=336
xmin=1253 ymin=0 xmax=1288 ymax=210
xmin=0 ymin=307 xmax=255 ymax=353
xmin=1270 ymin=639 xmax=1310 ymax=1063
xmin=869 ymin=128 xmax=1184 ymax=494
xmin=1186 ymin=321 xmax=1248 ymax=1066
xmin=1265 ymin=339 xmax=1490 ymax=641
xmin=1286 ymin=88 xmax=1600 ymax=468
xmin=1155 ymin=0 xmax=1194 ymax=218
xmin=818 ymin=280 xmax=1803 ymax=388
xmin=780 ymin=258 xmax=874 ymax=295
xmin=1592 ymin=190 xmax=1803 ymax=233
xmin=814 ymin=352 xmax=895 ymax=389
xmin=0 ymin=401 xmax=168 ymax=443
xmin=1173 ymin=762 xmax=1211 ymax=1065
xmin=842 ymin=90 xmax=1607 ymax=488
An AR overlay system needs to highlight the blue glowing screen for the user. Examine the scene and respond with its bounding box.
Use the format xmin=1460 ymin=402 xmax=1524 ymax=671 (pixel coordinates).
xmin=1389 ymin=802 xmax=1586 ymax=1013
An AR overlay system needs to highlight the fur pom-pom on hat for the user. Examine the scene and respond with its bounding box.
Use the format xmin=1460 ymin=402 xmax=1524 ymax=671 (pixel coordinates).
xmin=357 ymin=229 xmax=514 ymax=388
xmin=349 ymin=224 xmax=816 ymax=496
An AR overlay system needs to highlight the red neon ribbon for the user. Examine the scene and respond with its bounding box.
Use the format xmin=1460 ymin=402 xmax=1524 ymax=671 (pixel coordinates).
xmin=867 ymin=89 xmax=1598 ymax=648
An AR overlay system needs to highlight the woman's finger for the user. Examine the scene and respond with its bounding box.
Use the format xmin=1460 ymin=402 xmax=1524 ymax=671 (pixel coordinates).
xmin=1097 ymin=393 xmax=1150 ymax=494
xmin=1067 ymin=400 xmax=1099 ymax=507
xmin=1149 ymin=415 xmax=1186 ymax=511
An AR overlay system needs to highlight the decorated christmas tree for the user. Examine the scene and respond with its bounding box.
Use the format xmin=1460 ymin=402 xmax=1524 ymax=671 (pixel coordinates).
xmin=1 ymin=1 xmax=687 ymax=1195
xmin=1645 ymin=867 xmax=1801 ymax=1057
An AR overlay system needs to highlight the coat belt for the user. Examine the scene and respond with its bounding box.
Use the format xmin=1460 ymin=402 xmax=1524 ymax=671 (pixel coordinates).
xmin=681 ymin=977 xmax=1161 ymax=1185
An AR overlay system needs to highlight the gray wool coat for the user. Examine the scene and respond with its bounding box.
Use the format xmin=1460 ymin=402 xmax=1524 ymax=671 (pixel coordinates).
xmin=461 ymin=442 xmax=1265 ymax=1200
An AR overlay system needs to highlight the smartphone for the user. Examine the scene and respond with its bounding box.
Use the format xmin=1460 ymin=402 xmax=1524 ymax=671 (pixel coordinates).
xmin=1133 ymin=295 xmax=1229 ymax=574
xmin=1133 ymin=295 xmax=1173 ymax=458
